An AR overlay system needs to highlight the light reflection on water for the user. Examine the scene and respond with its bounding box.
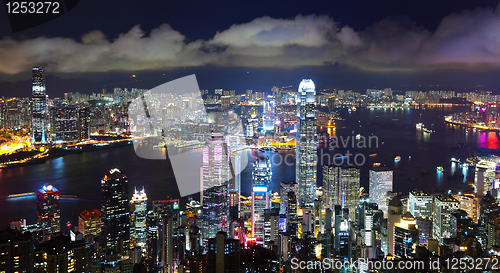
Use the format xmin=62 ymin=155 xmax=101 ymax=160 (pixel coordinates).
xmin=0 ymin=106 xmax=499 ymax=226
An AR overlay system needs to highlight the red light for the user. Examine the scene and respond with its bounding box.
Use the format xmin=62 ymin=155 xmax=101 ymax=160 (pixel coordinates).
xmin=492 ymin=105 xmax=497 ymax=108
xmin=492 ymin=121 xmax=497 ymax=124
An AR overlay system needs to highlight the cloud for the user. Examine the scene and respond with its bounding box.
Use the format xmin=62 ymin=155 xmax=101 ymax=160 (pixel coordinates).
xmin=1 ymin=7 xmax=500 ymax=74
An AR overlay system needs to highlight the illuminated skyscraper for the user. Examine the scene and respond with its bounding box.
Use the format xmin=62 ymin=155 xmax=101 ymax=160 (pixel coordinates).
xmin=130 ymin=188 xmax=148 ymax=251
xmin=394 ymin=211 xmax=418 ymax=259
xmin=474 ymin=160 xmax=496 ymax=197
xmin=340 ymin=166 xmax=360 ymax=222
xmin=37 ymin=184 xmax=60 ymax=241
xmin=202 ymin=132 xmax=231 ymax=243
xmin=252 ymin=156 xmax=271 ymax=244
xmin=50 ymin=105 xmax=79 ymax=142
xmin=432 ymin=195 xmax=460 ymax=243
xmin=31 ymin=67 xmax=47 ymax=144
xmin=101 ymin=168 xmax=130 ymax=260
xmin=78 ymin=209 xmax=101 ymax=237
xmin=296 ymin=79 xmax=317 ymax=206
xmin=369 ymin=167 xmax=393 ymax=217
xmin=409 ymin=191 xmax=433 ymax=219
xmin=279 ymin=181 xmax=297 ymax=215
xmin=322 ymin=165 xmax=340 ymax=211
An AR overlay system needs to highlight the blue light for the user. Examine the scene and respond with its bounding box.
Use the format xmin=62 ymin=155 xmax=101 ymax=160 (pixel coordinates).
xmin=253 ymin=186 xmax=268 ymax=192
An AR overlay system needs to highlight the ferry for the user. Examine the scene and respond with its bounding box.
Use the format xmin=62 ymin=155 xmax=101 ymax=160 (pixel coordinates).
xmin=373 ymin=162 xmax=381 ymax=167
xmin=351 ymin=106 xmax=357 ymax=112
xmin=423 ymin=128 xmax=435 ymax=133
xmin=369 ymin=153 xmax=377 ymax=157
xmin=450 ymin=158 xmax=461 ymax=163
xmin=394 ymin=156 xmax=401 ymax=161
xmin=437 ymin=166 xmax=444 ymax=172
xmin=416 ymin=123 xmax=423 ymax=130
xmin=8 ymin=192 xmax=35 ymax=198
xmin=356 ymin=134 xmax=361 ymax=140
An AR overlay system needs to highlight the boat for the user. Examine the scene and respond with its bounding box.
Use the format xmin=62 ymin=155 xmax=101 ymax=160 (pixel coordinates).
xmin=369 ymin=153 xmax=377 ymax=157
xmin=373 ymin=162 xmax=381 ymax=167
xmin=351 ymin=106 xmax=357 ymax=112
xmin=450 ymin=158 xmax=461 ymax=163
xmin=356 ymin=134 xmax=361 ymax=140
xmin=394 ymin=156 xmax=401 ymax=161
xmin=423 ymin=128 xmax=435 ymax=133
xmin=437 ymin=166 xmax=444 ymax=171
xmin=416 ymin=123 xmax=423 ymax=130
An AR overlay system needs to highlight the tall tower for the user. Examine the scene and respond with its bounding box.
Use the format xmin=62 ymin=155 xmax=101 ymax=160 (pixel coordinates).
xmin=369 ymin=167 xmax=393 ymax=217
xmin=340 ymin=166 xmax=360 ymax=223
xmin=202 ymin=132 xmax=231 ymax=243
xmin=31 ymin=67 xmax=47 ymax=144
xmin=252 ymin=156 xmax=271 ymax=244
xmin=101 ymin=168 xmax=130 ymax=260
xmin=130 ymin=188 xmax=148 ymax=251
xmin=37 ymin=184 xmax=60 ymax=241
xmin=296 ymin=79 xmax=317 ymax=206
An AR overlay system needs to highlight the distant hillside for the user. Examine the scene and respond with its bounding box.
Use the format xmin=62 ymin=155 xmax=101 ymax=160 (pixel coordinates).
xmin=0 ymin=76 xmax=104 ymax=98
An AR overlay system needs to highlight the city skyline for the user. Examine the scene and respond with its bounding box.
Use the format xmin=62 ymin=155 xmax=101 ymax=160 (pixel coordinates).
xmin=2 ymin=1 xmax=500 ymax=95
xmin=3 ymin=1 xmax=500 ymax=271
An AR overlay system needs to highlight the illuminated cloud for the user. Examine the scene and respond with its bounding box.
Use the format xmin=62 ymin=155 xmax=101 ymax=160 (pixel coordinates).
xmin=1 ymin=6 xmax=500 ymax=74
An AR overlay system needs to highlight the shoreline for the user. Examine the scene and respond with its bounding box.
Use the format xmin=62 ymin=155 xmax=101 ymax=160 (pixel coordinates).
xmin=0 ymin=140 xmax=132 ymax=169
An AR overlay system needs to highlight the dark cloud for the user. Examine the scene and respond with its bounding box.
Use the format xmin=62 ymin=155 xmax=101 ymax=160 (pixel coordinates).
xmin=1 ymin=6 xmax=500 ymax=75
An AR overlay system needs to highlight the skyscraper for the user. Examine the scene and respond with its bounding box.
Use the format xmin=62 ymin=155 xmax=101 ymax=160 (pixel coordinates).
xmin=409 ymin=191 xmax=433 ymax=219
xmin=37 ymin=184 xmax=60 ymax=241
xmin=296 ymin=79 xmax=317 ymax=206
xmin=130 ymin=188 xmax=148 ymax=251
xmin=101 ymin=168 xmax=130 ymax=259
xmin=322 ymin=165 xmax=340 ymax=211
xmin=369 ymin=167 xmax=393 ymax=217
xmin=340 ymin=166 xmax=360 ymax=222
xmin=78 ymin=209 xmax=101 ymax=237
xmin=202 ymin=132 xmax=231 ymax=243
xmin=394 ymin=211 xmax=418 ymax=259
xmin=50 ymin=105 xmax=79 ymax=142
xmin=433 ymin=195 xmax=460 ymax=243
xmin=31 ymin=67 xmax=47 ymax=144
xmin=279 ymin=181 xmax=297 ymax=215
xmin=252 ymin=156 xmax=271 ymax=244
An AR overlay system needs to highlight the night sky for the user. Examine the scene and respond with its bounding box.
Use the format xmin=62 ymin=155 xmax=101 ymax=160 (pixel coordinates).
xmin=1 ymin=0 xmax=500 ymax=95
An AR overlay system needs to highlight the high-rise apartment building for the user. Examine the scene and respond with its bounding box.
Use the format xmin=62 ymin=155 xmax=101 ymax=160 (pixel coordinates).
xmin=296 ymin=79 xmax=317 ymax=206
xmin=50 ymin=105 xmax=79 ymax=142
